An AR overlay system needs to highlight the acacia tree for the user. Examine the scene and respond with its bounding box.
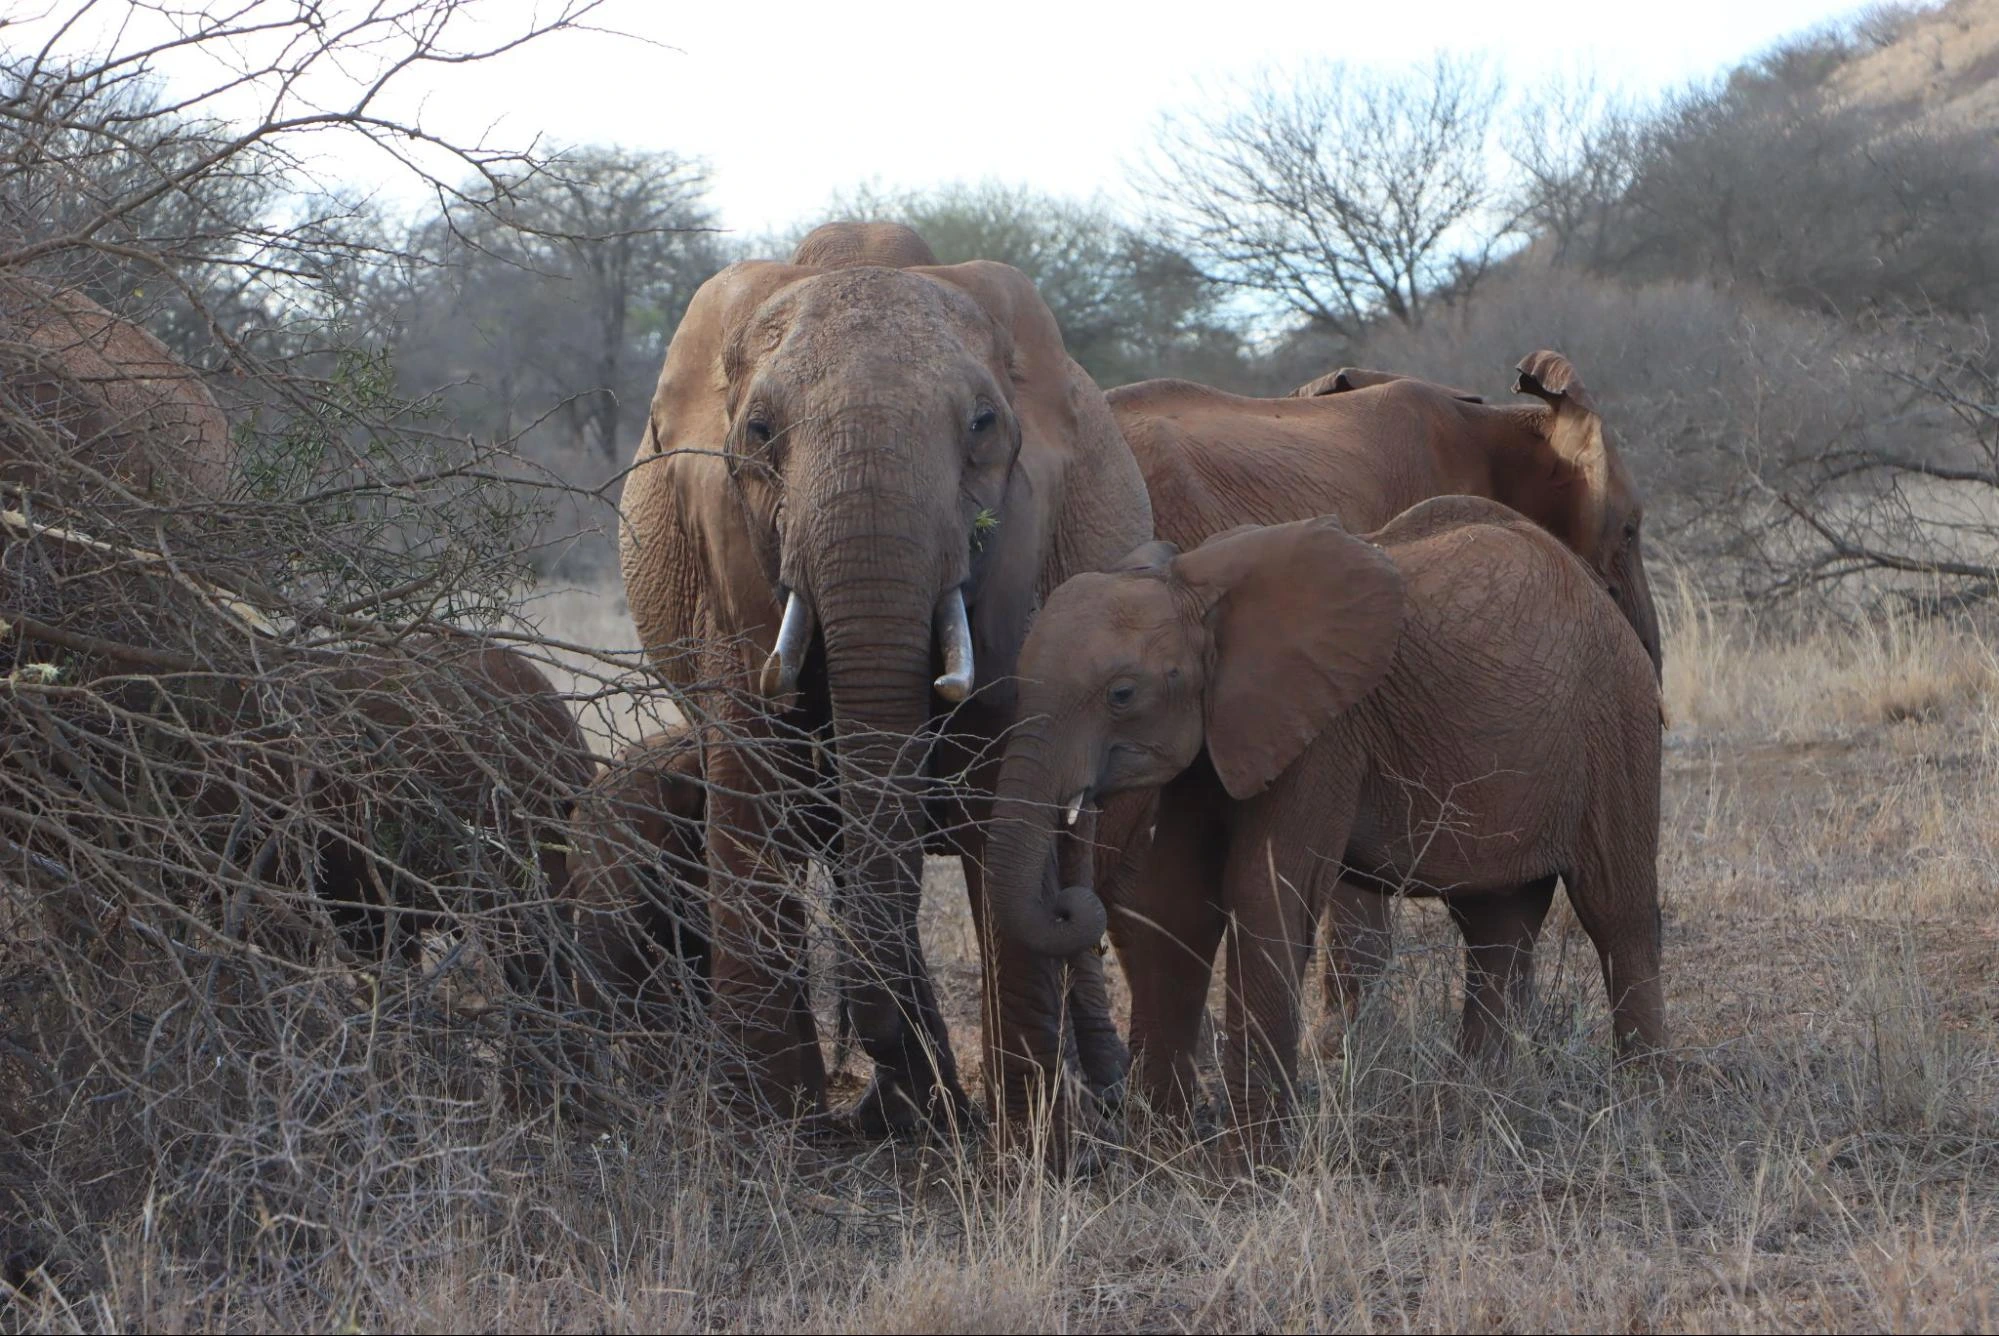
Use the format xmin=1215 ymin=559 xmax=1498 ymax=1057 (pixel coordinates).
xmin=1145 ymin=55 xmax=1510 ymax=340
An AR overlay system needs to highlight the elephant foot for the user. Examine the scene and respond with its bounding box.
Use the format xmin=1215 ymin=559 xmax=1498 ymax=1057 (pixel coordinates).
xmin=845 ymin=1069 xmax=980 ymax=1143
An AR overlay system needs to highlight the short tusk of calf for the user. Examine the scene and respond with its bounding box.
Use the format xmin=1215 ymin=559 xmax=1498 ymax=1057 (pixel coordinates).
xmin=933 ymin=586 xmax=975 ymax=702
xmin=1064 ymin=791 xmax=1087 ymax=827
xmin=758 ymin=587 xmax=813 ymax=698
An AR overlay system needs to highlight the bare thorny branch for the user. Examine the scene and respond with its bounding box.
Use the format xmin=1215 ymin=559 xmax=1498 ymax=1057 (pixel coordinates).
xmin=0 ymin=3 xmax=949 ymax=1312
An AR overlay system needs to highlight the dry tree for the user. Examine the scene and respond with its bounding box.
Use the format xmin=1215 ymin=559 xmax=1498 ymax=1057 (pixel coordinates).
xmin=0 ymin=2 xmax=768 ymax=1317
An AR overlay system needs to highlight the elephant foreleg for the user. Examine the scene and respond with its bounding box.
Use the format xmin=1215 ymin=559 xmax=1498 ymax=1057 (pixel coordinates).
xmin=1106 ymin=780 xmax=1225 ymax=1121
xmin=1217 ymin=765 xmax=1358 ymax=1166
xmin=702 ymin=727 xmax=826 ymax=1121
xmin=837 ymin=855 xmax=969 ymax=1138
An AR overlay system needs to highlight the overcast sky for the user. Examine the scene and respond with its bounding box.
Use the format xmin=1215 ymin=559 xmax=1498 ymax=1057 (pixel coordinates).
xmin=23 ymin=0 xmax=1870 ymax=238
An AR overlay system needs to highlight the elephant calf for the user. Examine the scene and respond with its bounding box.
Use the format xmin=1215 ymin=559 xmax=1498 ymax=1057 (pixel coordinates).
xmin=562 ymin=726 xmax=714 ymax=1028
xmin=249 ymin=633 xmax=593 ymax=986
xmin=981 ymin=498 xmax=1666 ymax=1160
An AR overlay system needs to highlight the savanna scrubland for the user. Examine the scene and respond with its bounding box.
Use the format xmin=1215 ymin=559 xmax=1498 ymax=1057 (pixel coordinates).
xmin=3 ymin=1 xmax=1999 ymax=1330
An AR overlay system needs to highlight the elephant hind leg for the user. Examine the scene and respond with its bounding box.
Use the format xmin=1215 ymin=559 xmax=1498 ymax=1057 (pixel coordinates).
xmin=1319 ymin=879 xmax=1394 ymax=1028
xmin=1561 ymin=820 xmax=1668 ymax=1058
xmin=1445 ymin=875 xmax=1557 ymax=1063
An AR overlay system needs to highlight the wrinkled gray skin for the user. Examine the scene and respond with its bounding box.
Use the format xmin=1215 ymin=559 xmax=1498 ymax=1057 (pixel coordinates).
xmin=618 ymin=222 xmax=1151 ymax=1137
xmin=982 ymin=502 xmax=1667 ymax=1163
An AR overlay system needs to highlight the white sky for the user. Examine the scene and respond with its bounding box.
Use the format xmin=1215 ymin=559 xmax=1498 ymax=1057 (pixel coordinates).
xmin=16 ymin=0 xmax=1871 ymax=238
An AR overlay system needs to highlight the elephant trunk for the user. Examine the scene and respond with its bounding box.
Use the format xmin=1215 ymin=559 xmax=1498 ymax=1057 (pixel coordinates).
xmin=983 ymin=735 xmax=1107 ymax=959
xmin=804 ymin=474 xmax=957 ymax=1069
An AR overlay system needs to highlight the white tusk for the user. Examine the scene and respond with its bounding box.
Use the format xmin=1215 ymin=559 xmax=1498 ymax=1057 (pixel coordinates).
xmin=1064 ymin=792 xmax=1086 ymax=827
xmin=933 ymin=586 xmax=975 ymax=702
xmin=758 ymin=588 xmax=813 ymax=698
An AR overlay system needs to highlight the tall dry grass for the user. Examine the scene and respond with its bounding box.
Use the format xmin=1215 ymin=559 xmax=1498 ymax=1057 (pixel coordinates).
xmin=8 ymin=577 xmax=1998 ymax=1333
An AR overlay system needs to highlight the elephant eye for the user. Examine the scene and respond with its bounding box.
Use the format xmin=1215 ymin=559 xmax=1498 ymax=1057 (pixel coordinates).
xmin=969 ymin=406 xmax=996 ymax=435
xmin=1106 ymin=680 xmax=1138 ymax=711
xmin=744 ymin=415 xmax=773 ymax=447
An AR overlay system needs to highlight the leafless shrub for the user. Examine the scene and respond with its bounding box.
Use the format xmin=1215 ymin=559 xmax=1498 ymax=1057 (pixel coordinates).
xmin=1596 ymin=38 xmax=1999 ymax=321
xmin=0 ymin=0 xmax=808 ymax=1312
xmin=1145 ymin=54 xmax=1510 ymax=342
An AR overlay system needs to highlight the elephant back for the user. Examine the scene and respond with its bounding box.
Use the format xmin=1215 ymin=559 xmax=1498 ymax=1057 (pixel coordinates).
xmin=0 ymin=275 xmax=231 ymax=503
xmin=286 ymin=633 xmax=592 ymax=896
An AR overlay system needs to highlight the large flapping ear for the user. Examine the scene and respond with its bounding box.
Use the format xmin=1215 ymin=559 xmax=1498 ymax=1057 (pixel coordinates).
xmin=1512 ymin=349 xmax=1612 ymax=545
xmin=789 ymin=221 xmax=938 ymax=269
xmin=1292 ymin=366 xmax=1484 ymax=404
xmin=922 ymin=259 xmax=1156 ymax=597
xmin=964 ymin=463 xmax=1046 ymax=712
xmin=619 ymin=260 xmax=816 ymax=681
xmin=1171 ymin=518 xmax=1404 ymax=801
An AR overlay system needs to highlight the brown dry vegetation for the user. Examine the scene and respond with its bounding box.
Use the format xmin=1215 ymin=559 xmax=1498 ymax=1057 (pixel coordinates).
xmin=11 ymin=577 xmax=1992 ymax=1333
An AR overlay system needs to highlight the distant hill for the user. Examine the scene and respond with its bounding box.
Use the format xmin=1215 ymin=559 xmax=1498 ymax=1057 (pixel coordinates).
xmin=1829 ymin=0 xmax=1999 ymax=130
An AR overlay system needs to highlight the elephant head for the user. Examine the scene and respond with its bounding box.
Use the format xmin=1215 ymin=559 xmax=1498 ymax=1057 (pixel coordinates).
xmin=984 ymin=520 xmax=1403 ymax=957
xmin=619 ymin=221 xmax=1150 ymax=1073
xmin=1506 ymin=351 xmax=1660 ymax=679
xmin=564 ymin=727 xmax=713 ymax=1023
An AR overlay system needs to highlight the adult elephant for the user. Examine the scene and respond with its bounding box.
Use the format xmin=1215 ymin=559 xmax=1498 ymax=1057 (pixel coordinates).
xmin=1100 ymin=353 xmax=1661 ymax=1023
xmin=1114 ymin=353 xmax=1658 ymax=674
xmin=982 ymin=503 xmax=1666 ymax=1159
xmin=618 ymin=223 xmax=1152 ymax=1129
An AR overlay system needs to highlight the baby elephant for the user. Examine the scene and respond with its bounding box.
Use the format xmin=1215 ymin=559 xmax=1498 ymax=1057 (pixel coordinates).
xmin=979 ymin=497 xmax=1665 ymax=1155
xmin=563 ymin=727 xmax=714 ymax=1029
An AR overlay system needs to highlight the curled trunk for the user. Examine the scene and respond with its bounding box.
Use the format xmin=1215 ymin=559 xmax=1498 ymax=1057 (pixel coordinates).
xmin=982 ymin=737 xmax=1108 ymax=959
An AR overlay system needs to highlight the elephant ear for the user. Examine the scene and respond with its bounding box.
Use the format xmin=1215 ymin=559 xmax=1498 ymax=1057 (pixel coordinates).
xmin=920 ymin=261 xmax=1155 ymax=586
xmin=1292 ymin=366 xmax=1484 ymax=404
xmin=620 ymin=260 xmax=814 ymax=684
xmin=1171 ymin=518 xmax=1404 ymax=801
xmin=1512 ymin=349 xmax=1613 ymax=557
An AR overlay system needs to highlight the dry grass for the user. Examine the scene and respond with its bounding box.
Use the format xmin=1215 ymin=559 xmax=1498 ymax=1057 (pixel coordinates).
xmin=9 ymin=577 xmax=1999 ymax=1333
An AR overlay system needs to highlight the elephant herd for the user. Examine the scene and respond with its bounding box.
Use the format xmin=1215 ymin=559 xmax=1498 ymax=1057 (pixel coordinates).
xmin=2 ymin=222 xmax=1668 ymax=1167
xmin=610 ymin=221 xmax=1669 ymax=1160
